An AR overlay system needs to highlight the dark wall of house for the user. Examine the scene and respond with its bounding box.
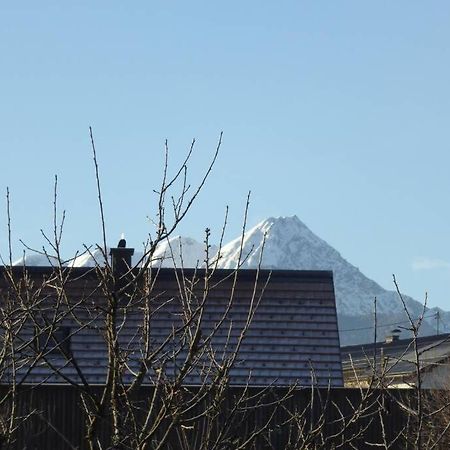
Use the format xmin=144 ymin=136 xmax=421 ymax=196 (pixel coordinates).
xmin=0 ymin=385 xmax=413 ymax=450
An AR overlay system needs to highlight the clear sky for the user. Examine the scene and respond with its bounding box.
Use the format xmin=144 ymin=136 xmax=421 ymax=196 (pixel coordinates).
xmin=1 ymin=2 xmax=450 ymax=310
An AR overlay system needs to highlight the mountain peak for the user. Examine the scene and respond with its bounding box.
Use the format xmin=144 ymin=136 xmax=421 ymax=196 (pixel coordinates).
xmin=256 ymin=215 xmax=304 ymax=229
xmin=243 ymin=215 xmax=327 ymax=256
xmin=217 ymin=215 xmax=331 ymax=270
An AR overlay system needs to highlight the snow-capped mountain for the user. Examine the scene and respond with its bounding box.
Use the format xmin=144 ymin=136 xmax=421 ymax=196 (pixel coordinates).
xmin=13 ymin=236 xmax=214 ymax=270
xmin=214 ymin=216 xmax=446 ymax=345
xmin=11 ymin=216 xmax=445 ymax=345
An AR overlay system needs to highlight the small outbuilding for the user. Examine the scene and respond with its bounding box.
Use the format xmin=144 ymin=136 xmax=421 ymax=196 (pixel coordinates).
xmin=341 ymin=332 xmax=450 ymax=388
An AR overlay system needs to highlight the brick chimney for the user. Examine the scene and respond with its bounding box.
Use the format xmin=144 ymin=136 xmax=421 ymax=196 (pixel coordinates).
xmin=109 ymin=236 xmax=134 ymax=293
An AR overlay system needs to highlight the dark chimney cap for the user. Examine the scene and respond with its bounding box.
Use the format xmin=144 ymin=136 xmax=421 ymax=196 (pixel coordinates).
xmin=385 ymin=328 xmax=402 ymax=344
xmin=110 ymin=237 xmax=134 ymax=277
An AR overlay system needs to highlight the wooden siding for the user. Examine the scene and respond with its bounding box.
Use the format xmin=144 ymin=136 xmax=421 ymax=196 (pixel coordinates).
xmin=0 ymin=385 xmax=414 ymax=450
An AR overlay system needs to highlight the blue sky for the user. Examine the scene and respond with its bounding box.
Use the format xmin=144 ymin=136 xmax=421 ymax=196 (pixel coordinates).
xmin=1 ymin=2 xmax=450 ymax=310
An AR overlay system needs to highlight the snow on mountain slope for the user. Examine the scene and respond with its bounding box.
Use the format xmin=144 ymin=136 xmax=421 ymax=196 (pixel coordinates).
xmin=214 ymin=216 xmax=445 ymax=345
xmin=69 ymin=248 xmax=112 ymax=267
xmin=11 ymin=253 xmax=60 ymax=267
xmin=13 ymin=247 xmax=120 ymax=268
xmin=12 ymin=236 xmax=213 ymax=269
xmin=151 ymin=236 xmax=217 ymax=268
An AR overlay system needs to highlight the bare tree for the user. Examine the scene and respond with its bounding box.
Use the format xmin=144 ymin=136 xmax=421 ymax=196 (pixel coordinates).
xmin=0 ymin=131 xmax=304 ymax=449
xmin=4 ymin=130 xmax=450 ymax=450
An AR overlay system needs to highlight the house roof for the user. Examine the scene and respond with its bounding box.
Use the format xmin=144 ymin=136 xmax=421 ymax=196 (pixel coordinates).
xmin=341 ymin=333 xmax=450 ymax=380
xmin=1 ymin=266 xmax=343 ymax=387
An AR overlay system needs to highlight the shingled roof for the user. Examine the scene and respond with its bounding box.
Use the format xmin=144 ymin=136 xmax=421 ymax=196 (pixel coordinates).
xmin=1 ymin=265 xmax=343 ymax=387
xmin=341 ymin=333 xmax=450 ymax=388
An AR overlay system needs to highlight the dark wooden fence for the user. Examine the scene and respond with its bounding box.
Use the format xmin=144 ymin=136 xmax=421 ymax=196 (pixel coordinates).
xmin=0 ymin=385 xmax=422 ymax=449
